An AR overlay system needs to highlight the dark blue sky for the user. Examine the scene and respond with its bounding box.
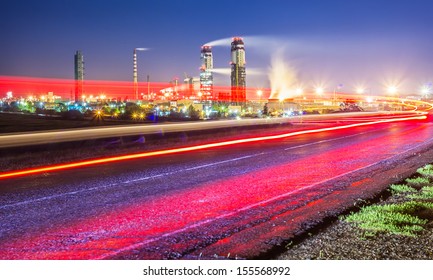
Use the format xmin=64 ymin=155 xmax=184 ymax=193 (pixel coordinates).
xmin=2 ymin=0 xmax=433 ymax=93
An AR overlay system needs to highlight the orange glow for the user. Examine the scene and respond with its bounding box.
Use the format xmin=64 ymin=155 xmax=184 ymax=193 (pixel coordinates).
xmin=0 ymin=76 xmax=171 ymax=100
xmin=3 ymin=76 xmax=433 ymax=107
xmin=0 ymin=114 xmax=426 ymax=180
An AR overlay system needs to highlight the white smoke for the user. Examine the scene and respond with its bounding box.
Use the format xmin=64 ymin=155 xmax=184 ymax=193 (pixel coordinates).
xmin=211 ymin=67 xmax=264 ymax=76
xmin=204 ymin=36 xmax=286 ymax=49
xmin=135 ymin=48 xmax=150 ymax=51
xmin=203 ymin=36 xmax=300 ymax=90
xmin=210 ymin=68 xmax=231 ymax=75
xmin=247 ymin=68 xmax=265 ymax=76
xmin=204 ymin=38 xmax=232 ymax=47
xmin=268 ymin=49 xmax=298 ymax=100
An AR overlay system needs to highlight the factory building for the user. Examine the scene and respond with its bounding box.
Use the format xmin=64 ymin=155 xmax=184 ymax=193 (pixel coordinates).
xmin=230 ymin=37 xmax=246 ymax=104
xmin=199 ymin=45 xmax=214 ymax=100
xmin=74 ymin=51 xmax=84 ymax=103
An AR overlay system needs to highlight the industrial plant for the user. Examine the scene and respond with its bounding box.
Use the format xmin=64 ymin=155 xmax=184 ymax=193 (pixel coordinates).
xmin=199 ymin=45 xmax=214 ymax=100
xmin=230 ymin=37 xmax=246 ymax=104
xmin=74 ymin=50 xmax=84 ymax=102
xmin=71 ymin=37 xmax=251 ymax=107
xmin=132 ymin=37 xmax=248 ymax=105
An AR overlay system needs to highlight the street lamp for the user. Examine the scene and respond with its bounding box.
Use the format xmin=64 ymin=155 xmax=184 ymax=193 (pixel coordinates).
xmin=421 ymin=87 xmax=430 ymax=95
xmin=387 ymin=86 xmax=398 ymax=95
xmin=256 ymin=90 xmax=263 ymax=101
xmin=421 ymin=83 xmax=431 ymax=98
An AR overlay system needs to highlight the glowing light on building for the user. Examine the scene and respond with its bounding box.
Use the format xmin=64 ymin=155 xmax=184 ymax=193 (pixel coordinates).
xmin=230 ymin=37 xmax=246 ymax=104
xmin=199 ymin=45 xmax=213 ymax=100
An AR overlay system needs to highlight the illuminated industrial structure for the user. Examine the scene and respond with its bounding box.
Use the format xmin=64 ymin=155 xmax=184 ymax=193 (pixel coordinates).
xmin=199 ymin=45 xmax=213 ymax=100
xmin=184 ymin=74 xmax=200 ymax=99
xmin=230 ymin=37 xmax=246 ymax=104
xmin=133 ymin=48 xmax=147 ymax=100
xmin=74 ymin=51 xmax=84 ymax=102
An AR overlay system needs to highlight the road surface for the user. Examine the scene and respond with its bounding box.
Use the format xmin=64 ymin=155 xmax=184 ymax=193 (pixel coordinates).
xmin=1 ymin=119 xmax=433 ymax=259
xmin=0 ymin=111 xmax=412 ymax=148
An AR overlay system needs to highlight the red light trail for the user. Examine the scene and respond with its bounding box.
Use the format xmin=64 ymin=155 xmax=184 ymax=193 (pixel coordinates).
xmin=2 ymin=119 xmax=432 ymax=260
xmin=0 ymin=114 xmax=426 ymax=180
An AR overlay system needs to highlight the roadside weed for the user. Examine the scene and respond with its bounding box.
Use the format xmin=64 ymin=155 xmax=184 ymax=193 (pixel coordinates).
xmin=405 ymin=177 xmax=430 ymax=187
xmin=408 ymin=186 xmax=433 ymax=200
xmin=417 ymin=165 xmax=433 ymax=178
xmin=345 ymin=201 xmax=433 ymax=237
xmin=389 ymin=184 xmax=417 ymax=195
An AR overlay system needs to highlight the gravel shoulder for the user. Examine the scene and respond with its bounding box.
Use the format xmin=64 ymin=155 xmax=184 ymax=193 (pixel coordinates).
xmin=278 ymin=206 xmax=433 ymax=260
xmin=278 ymin=169 xmax=433 ymax=260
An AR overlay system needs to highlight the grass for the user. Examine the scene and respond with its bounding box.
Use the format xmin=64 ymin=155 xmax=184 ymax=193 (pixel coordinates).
xmin=417 ymin=164 xmax=433 ymax=178
xmin=405 ymin=177 xmax=430 ymax=187
xmin=344 ymin=201 xmax=433 ymax=237
xmin=408 ymin=186 xmax=433 ymax=200
xmin=344 ymin=163 xmax=433 ymax=237
xmin=389 ymin=184 xmax=417 ymax=195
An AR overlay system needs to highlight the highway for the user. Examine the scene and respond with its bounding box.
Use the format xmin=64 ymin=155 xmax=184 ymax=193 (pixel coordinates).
xmin=0 ymin=111 xmax=415 ymax=148
xmin=1 ymin=117 xmax=433 ymax=259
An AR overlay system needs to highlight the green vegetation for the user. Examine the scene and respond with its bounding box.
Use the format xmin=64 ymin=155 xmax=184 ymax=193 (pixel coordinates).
xmin=345 ymin=201 xmax=433 ymax=237
xmin=408 ymin=186 xmax=433 ymax=200
xmin=405 ymin=177 xmax=430 ymax=187
xmin=187 ymin=104 xmax=201 ymax=120
xmin=389 ymin=184 xmax=417 ymax=195
xmin=417 ymin=164 xmax=433 ymax=178
xmin=344 ymin=164 xmax=433 ymax=237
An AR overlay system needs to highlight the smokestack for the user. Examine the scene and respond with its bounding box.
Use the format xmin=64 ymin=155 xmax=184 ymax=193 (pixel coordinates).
xmin=133 ymin=49 xmax=138 ymax=99
xmin=74 ymin=50 xmax=84 ymax=103
xmin=230 ymin=37 xmax=246 ymax=104
xmin=133 ymin=48 xmax=149 ymax=100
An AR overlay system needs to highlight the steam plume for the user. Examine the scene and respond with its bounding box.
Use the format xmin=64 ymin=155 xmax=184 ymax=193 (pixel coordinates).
xmin=268 ymin=49 xmax=298 ymax=100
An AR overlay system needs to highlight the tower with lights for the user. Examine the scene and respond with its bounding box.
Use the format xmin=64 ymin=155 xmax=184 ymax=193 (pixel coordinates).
xmin=230 ymin=37 xmax=246 ymax=104
xmin=74 ymin=50 xmax=84 ymax=103
xmin=199 ymin=45 xmax=213 ymax=100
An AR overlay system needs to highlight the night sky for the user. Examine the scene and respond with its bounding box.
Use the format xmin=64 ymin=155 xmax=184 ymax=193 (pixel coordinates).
xmin=2 ymin=0 xmax=433 ymax=93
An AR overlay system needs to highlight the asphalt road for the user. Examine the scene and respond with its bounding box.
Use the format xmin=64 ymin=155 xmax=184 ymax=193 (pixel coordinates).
xmin=1 ymin=119 xmax=433 ymax=259
xmin=0 ymin=111 xmax=411 ymax=148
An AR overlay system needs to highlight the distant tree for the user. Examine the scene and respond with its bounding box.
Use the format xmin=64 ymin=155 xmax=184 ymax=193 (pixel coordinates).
xmin=187 ymin=104 xmax=200 ymax=120
xmin=263 ymin=103 xmax=269 ymax=116
xmin=7 ymin=101 xmax=19 ymax=112
xmin=57 ymin=103 xmax=68 ymax=112
xmin=84 ymin=109 xmax=93 ymax=117
xmin=62 ymin=109 xmax=84 ymax=120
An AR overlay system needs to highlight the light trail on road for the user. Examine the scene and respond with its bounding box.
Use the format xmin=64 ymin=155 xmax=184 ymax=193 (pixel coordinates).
xmin=1 ymin=77 xmax=433 ymax=259
xmin=0 ymin=112 xmax=410 ymax=148
xmin=2 ymin=121 xmax=433 ymax=259
xmin=0 ymin=114 xmax=426 ymax=180
xmin=1 ymin=130 xmax=380 ymax=211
